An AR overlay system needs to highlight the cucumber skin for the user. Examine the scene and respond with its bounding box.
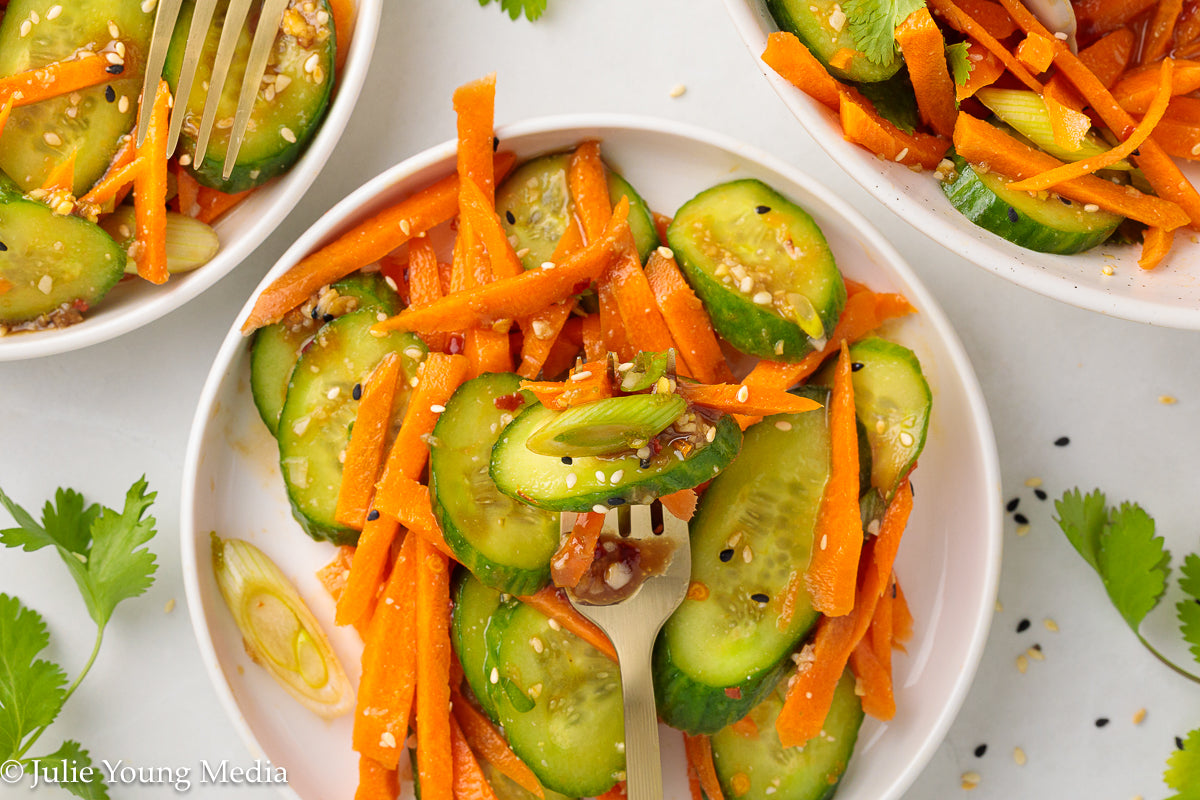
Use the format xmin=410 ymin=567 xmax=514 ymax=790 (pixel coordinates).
xmin=450 ymin=570 xmax=504 ymax=723
xmin=766 ymin=0 xmax=902 ymax=83
xmin=942 ymin=158 xmax=1121 ymax=255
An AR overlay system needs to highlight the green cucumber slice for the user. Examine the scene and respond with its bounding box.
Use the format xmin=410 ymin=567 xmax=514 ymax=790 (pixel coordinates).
xmin=766 ymin=0 xmax=902 ymax=83
xmin=165 ymin=0 xmax=336 ymax=193
xmin=480 ymin=760 xmax=575 ymax=800
xmin=275 ymin=309 xmax=424 ymax=545
xmin=490 ymin=402 xmax=742 ymax=512
xmin=942 ymin=155 xmax=1123 ymax=254
xmin=451 ymin=569 xmax=505 ymax=722
xmin=496 ymin=152 xmax=659 ymax=271
xmin=430 ymin=373 xmax=559 ymax=596
xmin=654 ymin=388 xmax=829 ymax=733
xmin=711 ymin=669 xmax=864 ymax=800
xmin=0 ymin=0 xmax=154 ymax=195
xmin=667 ymin=179 xmax=845 ymax=361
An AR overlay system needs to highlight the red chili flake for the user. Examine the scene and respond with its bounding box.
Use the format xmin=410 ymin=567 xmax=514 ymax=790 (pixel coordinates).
xmin=448 ymin=334 xmax=465 ymax=355
xmin=493 ymin=392 xmax=525 ymax=411
xmin=724 ymin=687 xmax=743 ymax=700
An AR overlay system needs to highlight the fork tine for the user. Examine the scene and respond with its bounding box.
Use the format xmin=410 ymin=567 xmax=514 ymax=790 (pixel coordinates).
xmin=628 ymin=503 xmax=652 ymax=538
xmin=222 ymin=0 xmax=290 ymax=180
xmin=192 ymin=0 xmax=255 ymax=168
xmin=165 ymin=0 xmax=221 ymax=155
xmin=136 ymin=0 xmax=185 ymax=148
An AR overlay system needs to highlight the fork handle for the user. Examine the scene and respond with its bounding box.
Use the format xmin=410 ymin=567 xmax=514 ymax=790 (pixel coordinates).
xmin=610 ymin=629 xmax=665 ymax=800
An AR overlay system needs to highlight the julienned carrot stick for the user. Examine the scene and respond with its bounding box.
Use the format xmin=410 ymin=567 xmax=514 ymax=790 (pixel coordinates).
xmin=454 ymin=73 xmax=498 ymax=202
xmin=375 ymin=198 xmax=630 ymax=334
xmin=134 ymin=80 xmax=170 ymax=285
xmin=1074 ymin=0 xmax=1157 ymax=33
xmin=521 ymin=360 xmax=613 ymax=409
xmin=892 ymin=576 xmax=915 ymax=649
xmin=550 ymin=511 xmax=606 ymax=589
xmin=195 ymin=186 xmax=254 ymax=224
xmin=839 ymin=91 xmax=950 ymax=170
xmin=329 ymin=0 xmax=355 ymax=73
xmin=450 ymin=715 xmax=501 ymax=800
xmin=1139 ymin=226 xmax=1174 ymax=269
xmin=1007 ymin=59 xmax=1176 ymax=192
xmin=677 ymin=381 xmax=822 ymax=419
xmin=956 ymin=43 xmax=1005 ymax=101
xmin=1080 ymin=28 xmax=1136 ymax=87
xmin=1141 ymin=0 xmax=1184 ymax=65
xmin=0 ymin=54 xmax=116 ymax=108
xmin=682 ymin=734 xmax=726 ymax=800
xmin=373 ymin=475 xmax=456 ymax=558
xmin=569 ymin=140 xmax=612 ymax=242
xmin=39 ymin=149 xmax=77 ymax=193
xmin=1043 ymin=84 xmax=1091 ymax=150
xmin=1111 ymin=59 xmax=1200 ymax=114
xmin=241 ymin=151 xmax=516 ymax=332
xmin=608 ymin=239 xmax=679 ymax=359
xmin=660 ymin=488 xmax=698 ymax=521
xmin=896 ymin=8 xmax=958 ymax=138
xmin=452 ymin=693 xmax=545 ymax=798
xmin=1015 ymin=32 xmax=1056 ymax=73
xmin=335 ymin=352 xmax=403 ymax=530
xmin=416 ymin=536 xmax=454 ymax=800
xmin=762 ymin=32 xmax=842 ymax=111
xmin=803 ymin=342 xmax=861 ymax=617
xmin=849 ymin=574 xmax=896 ymax=720
xmin=408 ymin=237 xmax=448 ymax=352
xmin=465 ymin=328 xmax=512 ymax=376
xmin=176 ymin=164 xmax=201 ymax=217
xmin=355 ymin=754 xmax=399 ymax=800
xmin=318 ymin=546 xmax=374 ymax=636
xmin=581 ymin=314 xmax=605 ymax=362
xmin=460 ymin=175 xmax=524 ymax=279
xmin=517 ymin=586 xmax=619 ymax=662
xmin=353 ymin=533 xmax=417 ymax=768
xmin=954 ymin=0 xmax=1017 ymax=37
xmin=926 ymin=0 xmax=1044 ymax=93
xmin=645 ymin=249 xmax=733 ymax=385
xmin=597 ymin=279 xmax=634 ymax=361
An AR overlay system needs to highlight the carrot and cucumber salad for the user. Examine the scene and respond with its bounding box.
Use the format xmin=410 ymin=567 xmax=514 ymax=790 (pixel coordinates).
xmin=761 ymin=0 xmax=1200 ymax=267
xmin=231 ymin=74 xmax=935 ymax=800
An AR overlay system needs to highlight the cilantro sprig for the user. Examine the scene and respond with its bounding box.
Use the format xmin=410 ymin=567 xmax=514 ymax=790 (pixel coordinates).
xmin=477 ymin=0 xmax=547 ymax=22
xmin=0 ymin=479 xmax=159 ymax=800
xmin=844 ymin=0 xmax=923 ymax=66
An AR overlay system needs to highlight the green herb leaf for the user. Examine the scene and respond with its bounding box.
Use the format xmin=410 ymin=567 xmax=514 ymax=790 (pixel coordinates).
xmin=35 ymin=741 xmax=110 ymax=800
xmin=843 ymin=0 xmax=923 ymax=65
xmin=42 ymin=489 xmax=101 ymax=556
xmin=1054 ymin=487 xmax=1109 ymax=572
xmin=1166 ymin=729 xmax=1200 ymax=800
xmin=1097 ymin=501 xmax=1170 ymax=632
xmin=946 ymin=42 xmax=973 ymax=87
xmin=0 ymin=594 xmax=68 ymax=761
xmin=78 ymin=478 xmax=158 ymax=630
xmin=1178 ymin=554 xmax=1200 ymax=666
xmin=477 ymin=0 xmax=547 ymax=21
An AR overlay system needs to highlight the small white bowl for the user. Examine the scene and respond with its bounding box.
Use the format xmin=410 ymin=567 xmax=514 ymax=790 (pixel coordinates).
xmin=0 ymin=0 xmax=383 ymax=361
xmin=182 ymin=117 xmax=1001 ymax=800
xmin=726 ymin=0 xmax=1200 ymax=329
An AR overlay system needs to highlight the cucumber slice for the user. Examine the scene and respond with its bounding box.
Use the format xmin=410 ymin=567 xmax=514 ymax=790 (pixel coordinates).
xmin=942 ymin=155 xmax=1123 ymax=254
xmin=431 ymin=373 xmax=559 ymax=596
xmin=488 ymin=598 xmax=625 ymax=797
xmin=490 ymin=403 xmax=742 ymax=512
xmin=667 ymin=179 xmax=845 ymax=361
xmin=654 ymin=389 xmax=829 ymax=734
xmin=164 ymin=0 xmax=336 ymax=193
xmin=275 ymin=309 xmax=425 ymax=545
xmin=525 ymin=393 xmax=687 ymax=457
xmin=0 ymin=192 xmax=126 ymax=326
xmin=496 ymin=152 xmax=659 ymax=271
xmin=0 ymin=0 xmax=154 ymax=195
xmin=711 ymin=669 xmax=864 ymax=800
xmin=766 ymin=0 xmax=901 ymax=83
xmin=480 ymin=760 xmax=575 ymax=800
xmin=451 ymin=569 xmax=505 ymax=722
xmin=251 ymin=272 xmax=401 ymax=435
xmin=975 ymin=89 xmax=1132 ymax=169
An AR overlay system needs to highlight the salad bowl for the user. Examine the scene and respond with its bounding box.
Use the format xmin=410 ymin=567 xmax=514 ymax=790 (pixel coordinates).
xmin=0 ymin=0 xmax=383 ymax=361
xmin=725 ymin=0 xmax=1200 ymax=329
xmin=181 ymin=116 xmax=1001 ymax=800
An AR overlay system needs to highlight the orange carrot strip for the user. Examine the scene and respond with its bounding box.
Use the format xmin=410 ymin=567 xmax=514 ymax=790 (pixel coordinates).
xmin=653 ymin=212 xmax=672 ymax=243
xmin=317 ymin=545 xmax=374 ymax=637
xmin=1111 ymin=59 xmax=1200 ymax=114
xmin=596 ymin=783 xmax=627 ymax=800
xmin=376 ymin=198 xmax=629 ymax=334
xmin=242 ymin=152 xmax=515 ymax=332
xmin=0 ymin=54 xmax=115 ymax=107
xmin=828 ymin=48 xmax=858 ymax=70
xmin=1153 ymin=109 xmax=1200 ymax=159
xmin=517 ymin=586 xmax=618 ymax=662
xmin=1044 ymin=82 xmax=1092 ymax=150
xmin=1075 ymin=0 xmax=1157 ymax=33
xmin=460 ymin=175 xmax=523 ymax=279
xmin=1139 ymin=226 xmax=1175 ymax=269
xmin=541 ymin=316 xmax=584 ymax=379
xmin=355 ymin=754 xmax=400 ymax=800
xmin=953 ymin=112 xmax=1190 ymax=228
xmin=896 ymin=8 xmax=959 ymax=137
xmin=133 ymin=80 xmax=170 ymax=285
xmin=81 ymin=159 xmax=140 ymax=207
xmin=416 ymin=536 xmax=454 ymax=800
xmin=329 ymin=0 xmax=355 ymax=74
xmin=569 ymin=140 xmax=612 ymax=242
xmin=682 ymin=735 xmax=726 ymax=800
xmin=597 ymin=278 xmax=634 ymax=361
xmin=608 ymin=239 xmax=678 ymax=358
xmin=353 ymin=533 xmax=418 ymax=768
xmin=956 ymin=42 xmax=1005 ymax=100
xmin=39 ymin=149 xmax=77 ymax=193
xmin=1141 ymin=0 xmax=1184 ymax=65
xmin=1015 ymin=32 xmax=1056 ymax=73
xmin=176 ymin=163 xmax=202 ymax=217
xmin=660 ymin=488 xmax=698 ymax=521
xmin=849 ymin=575 xmax=896 ymax=720
xmin=373 ymin=476 xmax=456 ymax=559
xmin=581 ymin=313 xmax=605 ymax=362
xmin=334 ymin=515 xmax=401 ymax=626
xmin=804 ymin=342 xmax=861 ymax=617
xmin=520 ymin=359 xmax=613 ymax=410
xmin=685 ymin=745 xmax=704 ymax=800
xmin=1178 ymin=0 xmax=1200 ymax=47
xmin=645 ymin=248 xmax=733 ymax=385
xmin=927 ymin=0 xmax=1045 ymax=93
xmin=195 ymin=186 xmax=254 ymax=224
xmin=465 ymin=328 xmax=512 ymax=376
xmin=892 ymin=576 xmax=915 ymax=649
xmin=453 ymin=693 xmax=545 ymax=798
xmin=550 ymin=511 xmax=606 ymax=589
xmin=336 ymin=352 xmax=403 ymax=529
xmin=454 ymin=74 xmax=498 ymax=203
xmin=1008 ymin=58 xmax=1176 ymax=191
xmin=761 ymin=31 xmax=842 ymax=111
xmin=408 ymin=237 xmax=448 ymax=352
xmin=1080 ymin=28 xmax=1136 ymax=87
xmin=839 ymin=90 xmax=950 ymax=170
xmin=677 ymin=381 xmax=823 ymax=419
xmin=954 ymin=0 xmax=1018 ymax=37
xmin=450 ymin=715 xmax=501 ymax=800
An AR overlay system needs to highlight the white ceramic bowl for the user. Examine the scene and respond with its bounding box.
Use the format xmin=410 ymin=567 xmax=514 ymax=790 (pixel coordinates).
xmin=0 ymin=1 xmax=383 ymax=361
xmin=182 ymin=117 xmax=1002 ymax=800
xmin=726 ymin=0 xmax=1200 ymax=329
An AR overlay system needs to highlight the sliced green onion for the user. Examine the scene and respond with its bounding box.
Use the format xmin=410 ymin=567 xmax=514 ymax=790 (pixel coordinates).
xmin=526 ymin=393 xmax=687 ymax=457
xmin=211 ymin=533 xmax=353 ymax=719
xmin=618 ymin=350 xmax=672 ymax=393
xmin=975 ymin=88 xmax=1132 ymax=170
xmin=100 ymin=206 xmax=221 ymax=274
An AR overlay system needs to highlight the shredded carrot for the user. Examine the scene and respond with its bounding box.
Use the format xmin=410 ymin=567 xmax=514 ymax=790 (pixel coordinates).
xmin=452 ymin=693 xmax=545 ymax=798
xmin=892 ymin=576 xmax=915 ymax=649
xmin=1015 ymin=32 xmax=1056 ymax=74
xmin=1080 ymin=28 xmax=1137 ymax=87
xmin=1152 ymin=106 xmax=1200 ymax=158
xmin=550 ymin=511 xmax=606 ymax=589
xmin=465 ymin=328 xmax=513 ymax=376
xmin=335 ymin=352 xmax=403 ymax=530
xmin=0 ymin=54 xmax=116 ymax=108
xmin=454 ymin=74 xmax=498 ymax=203
xmin=677 ymin=381 xmax=822 ymax=419
xmin=1111 ymin=59 xmax=1200 ymax=114
xmin=653 ymin=212 xmax=672 ymax=243
xmin=542 ymin=316 xmax=585 ymax=378
xmin=408 ymin=237 xmax=448 ymax=352
xmin=195 ymin=186 xmax=254 ymax=224
xmin=926 ymin=0 xmax=1045 ymax=93
xmin=896 ymin=8 xmax=959 ymax=137
xmin=597 ymin=279 xmax=634 ymax=361
xmin=133 ymin=80 xmax=170 ymax=285
xmin=645 ymin=248 xmax=734 ymax=385
xmin=607 ymin=239 xmax=679 ymax=358
xmin=1141 ymin=0 xmax=1184 ymax=65
xmin=450 ymin=715 xmax=500 ymax=800
xmin=460 ymin=175 xmax=524 ymax=279
xmin=955 ymin=42 xmax=1005 ymax=101
xmin=521 ymin=359 xmax=614 ymax=409
xmin=828 ymin=48 xmax=858 ymax=70
xmin=355 ymin=754 xmax=400 ymax=800
xmin=954 ymin=0 xmax=1018 ymax=37
xmin=581 ymin=313 xmax=605 ymax=362
xmin=416 ymin=536 xmax=454 ymax=800
xmin=329 ymin=0 xmax=355 ymax=74
xmin=569 ymin=140 xmax=614 ymax=241
xmin=660 ymin=488 xmax=698 ymax=521
xmin=761 ymin=31 xmax=842 ymax=111
xmin=1074 ymin=0 xmax=1157 ymax=33
xmin=849 ymin=574 xmax=896 ymax=720
xmin=176 ymin=163 xmax=202 ymax=218
xmin=682 ymin=734 xmax=726 ymax=800
xmin=1043 ymin=83 xmax=1092 ymax=151
xmin=729 ymin=716 xmax=759 ymax=738
xmin=373 ymin=475 xmax=456 ymax=559
xmin=839 ymin=90 xmax=950 ymax=170
xmin=1139 ymin=226 xmax=1175 ymax=269
xmin=317 ymin=545 xmax=374 ymax=636
xmin=39 ymin=149 xmax=77 ymax=193
xmin=516 ymin=586 xmax=618 ymax=662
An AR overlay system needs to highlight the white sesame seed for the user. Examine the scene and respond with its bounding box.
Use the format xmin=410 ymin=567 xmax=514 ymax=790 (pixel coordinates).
xmin=1054 ymin=30 xmax=1068 ymax=39
xmin=118 ymin=96 xmax=129 ymax=113
xmin=592 ymin=504 xmax=608 ymax=514
xmin=430 ymin=404 xmax=446 ymax=413
xmin=43 ymin=131 xmax=62 ymax=147
xmin=1101 ymin=265 xmax=1115 ymax=276
xmin=19 ymin=20 xmax=31 ymax=37
xmin=29 ymin=10 xmax=39 ymax=23
xmin=1084 ymin=203 xmax=1100 ymax=212
xmin=281 ymin=126 xmax=297 ymax=144
xmin=669 ymin=83 xmax=687 ymax=98
xmin=656 ymin=246 xmax=674 ymax=259
xmin=735 ymin=385 xmax=750 ymax=403
xmin=530 ymin=636 xmax=544 ymax=653
xmin=105 ymin=52 xmax=123 ymax=65
xmin=274 ymin=74 xmax=292 ymax=93
xmin=305 ymin=52 xmax=320 ymax=73
xmin=540 ymin=261 xmax=556 ymax=270
xmin=595 ymin=471 xmax=606 ymax=483
xmin=142 ymin=0 xmax=158 ymax=12
xmin=115 ymin=42 xmax=126 ymax=58
xmin=1133 ymin=708 xmax=1147 ymax=724
xmin=326 ymin=387 xmax=340 ymax=400
xmin=565 ymin=473 xmax=577 ymax=489
xmin=380 ymin=731 xmax=396 ymax=749
xmin=399 ymin=219 xmax=411 ymax=236
xmin=1013 ymin=747 xmax=1027 ymax=765
xmin=961 ymin=770 xmax=981 ymax=788
xmin=571 ymin=370 xmax=593 ymax=381
xmin=38 ymin=275 xmax=53 ymax=294
xmin=738 ymin=275 xmax=754 ymax=293
xmin=1044 ymin=617 xmax=1059 ymax=632
xmin=547 ymin=618 xmax=561 ymax=631
xmin=752 ymin=290 xmax=773 ymax=305
xmin=899 ymin=431 xmax=915 ymax=446
xmin=108 ymin=20 xmax=120 ymax=38
xmin=403 ymin=346 xmax=423 ymax=359
xmin=178 ymin=153 xmax=192 ymax=166
xmin=705 ymin=426 xmax=717 ymax=442
xmin=742 ymin=546 xmax=753 ymax=563
xmin=775 ymin=421 xmax=792 ymax=431
xmin=895 ymin=147 xmax=909 ymax=163
xmin=489 ymin=668 xmax=499 ymax=684
xmin=611 ymin=470 xmax=624 ymax=484
xmin=819 ymin=533 xmax=827 ymax=550
xmin=1016 ymin=654 xmax=1029 ymax=673
xmin=47 ymin=5 xmax=63 ymax=20
xmin=1027 ymin=645 xmax=1044 ymax=661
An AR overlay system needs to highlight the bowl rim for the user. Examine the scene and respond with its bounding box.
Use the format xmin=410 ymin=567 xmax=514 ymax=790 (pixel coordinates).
xmin=181 ymin=113 xmax=1003 ymax=800
xmin=723 ymin=0 xmax=1200 ymax=330
xmin=0 ymin=0 xmax=385 ymax=362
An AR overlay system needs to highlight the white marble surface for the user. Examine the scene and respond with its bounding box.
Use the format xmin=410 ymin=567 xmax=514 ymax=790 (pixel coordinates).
xmin=1 ymin=0 xmax=1199 ymax=798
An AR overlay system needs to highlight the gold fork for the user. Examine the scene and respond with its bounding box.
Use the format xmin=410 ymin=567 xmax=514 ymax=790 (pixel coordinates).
xmin=564 ymin=502 xmax=692 ymax=800
xmin=136 ymin=0 xmax=291 ymax=179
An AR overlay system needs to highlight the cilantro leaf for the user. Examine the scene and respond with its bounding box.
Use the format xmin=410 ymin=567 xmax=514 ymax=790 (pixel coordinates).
xmin=946 ymin=42 xmax=973 ymax=87
xmin=1166 ymin=729 xmax=1200 ymax=800
xmin=1055 ymin=488 xmax=1109 ymax=572
xmin=0 ymin=594 xmax=67 ymax=761
xmin=1097 ymin=501 xmax=1170 ymax=632
xmin=478 ymin=0 xmax=547 ymax=21
xmin=78 ymin=478 xmax=158 ymax=630
xmin=0 ymin=486 xmax=54 ymax=551
xmin=844 ymin=0 xmax=923 ymax=66
xmin=1178 ymin=554 xmax=1200 ymax=667
xmin=32 ymin=741 xmax=110 ymax=800
xmin=42 ymin=489 xmax=100 ymax=557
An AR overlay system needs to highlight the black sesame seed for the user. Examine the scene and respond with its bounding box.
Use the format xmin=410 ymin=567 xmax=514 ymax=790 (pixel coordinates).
xmin=561 ymin=456 xmax=573 ymax=465
xmin=1006 ymin=497 xmax=1020 ymax=512
xmin=0 ymin=241 xmax=6 ymax=252
xmin=105 ymin=85 xmax=116 ymax=102
xmin=1095 ymin=717 xmax=1109 ymax=728
xmin=106 ymin=63 xmax=124 ymax=74
xmin=719 ymin=548 xmax=735 ymax=562
xmin=367 ymin=509 xmax=380 ymax=521
xmin=909 ymin=481 xmax=915 ymax=497
xmin=323 ymin=313 xmax=335 ymax=322
xmin=974 ymin=744 xmax=988 ymax=758
xmin=1177 ymin=736 xmax=1185 ymax=749
xmin=311 ymin=306 xmax=320 ymax=319
xmin=751 ymin=593 xmax=770 ymax=603
xmin=506 ymin=210 xmax=516 ymax=225
xmin=1007 ymin=206 xmax=1019 ymax=223
xmin=1032 ymin=642 xmax=1042 ymax=652
xmin=1054 ymin=436 xmax=1070 ymax=447
xmin=1017 ymin=618 xmax=1031 ymax=633
xmin=1035 ymin=488 xmax=1047 ymax=500
xmin=493 ymin=136 xmax=500 ymax=152
xmin=607 ymin=497 xmax=625 ymax=506
xmin=1060 ymin=196 xmax=1072 ymax=205
xmin=639 ymin=458 xmax=652 ymax=470
xmin=352 ymin=383 xmax=363 ymax=400
xmin=851 ymin=362 xmax=864 ymax=372
xmin=1132 ymin=148 xmax=1140 ymax=157
xmin=755 ymin=205 xmax=770 ymax=214
xmin=1014 ymin=512 xmax=1029 ymax=525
